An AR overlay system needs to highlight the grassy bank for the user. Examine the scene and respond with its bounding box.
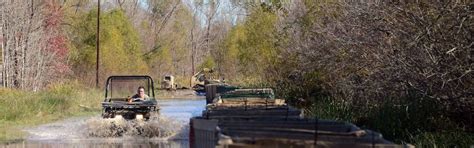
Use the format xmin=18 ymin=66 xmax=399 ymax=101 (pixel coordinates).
xmin=303 ymin=96 xmax=473 ymax=147
xmin=0 ymin=82 xmax=102 ymax=142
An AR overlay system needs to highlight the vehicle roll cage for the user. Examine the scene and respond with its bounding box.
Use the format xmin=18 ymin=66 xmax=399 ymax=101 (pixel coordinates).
xmin=104 ymin=75 xmax=155 ymax=100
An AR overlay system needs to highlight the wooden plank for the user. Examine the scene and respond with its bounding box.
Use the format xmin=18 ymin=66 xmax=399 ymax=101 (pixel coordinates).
xmin=204 ymin=110 xmax=301 ymax=116
xmin=218 ymin=137 xmax=402 ymax=148
xmin=222 ymin=130 xmax=388 ymax=144
xmin=219 ymin=123 xmax=355 ymax=132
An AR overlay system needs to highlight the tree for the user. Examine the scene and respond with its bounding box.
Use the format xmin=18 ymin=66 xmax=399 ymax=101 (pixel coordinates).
xmin=271 ymin=1 xmax=473 ymax=144
xmin=68 ymin=9 xmax=148 ymax=86
xmin=216 ymin=3 xmax=280 ymax=83
xmin=0 ymin=0 xmax=61 ymax=90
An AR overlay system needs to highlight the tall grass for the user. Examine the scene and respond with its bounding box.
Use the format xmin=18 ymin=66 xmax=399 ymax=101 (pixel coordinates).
xmin=0 ymin=81 xmax=102 ymax=142
xmin=303 ymin=96 xmax=474 ymax=147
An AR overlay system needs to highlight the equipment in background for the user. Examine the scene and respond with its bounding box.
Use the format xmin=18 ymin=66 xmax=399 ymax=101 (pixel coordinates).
xmin=191 ymin=68 xmax=223 ymax=95
xmin=161 ymin=75 xmax=177 ymax=90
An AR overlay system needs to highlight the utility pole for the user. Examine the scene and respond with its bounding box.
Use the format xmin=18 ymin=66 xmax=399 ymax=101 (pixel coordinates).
xmin=95 ymin=0 xmax=100 ymax=88
xmin=1 ymin=26 xmax=4 ymax=87
xmin=0 ymin=0 xmax=3 ymax=88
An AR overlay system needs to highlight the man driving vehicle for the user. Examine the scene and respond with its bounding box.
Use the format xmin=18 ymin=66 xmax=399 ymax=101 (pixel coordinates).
xmin=130 ymin=86 xmax=149 ymax=101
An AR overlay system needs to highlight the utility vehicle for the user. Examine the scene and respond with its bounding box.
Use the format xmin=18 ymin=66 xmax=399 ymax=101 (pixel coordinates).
xmin=101 ymin=75 xmax=159 ymax=120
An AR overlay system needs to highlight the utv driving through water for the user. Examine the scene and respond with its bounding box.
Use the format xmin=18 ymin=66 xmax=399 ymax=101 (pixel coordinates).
xmin=101 ymin=76 xmax=159 ymax=120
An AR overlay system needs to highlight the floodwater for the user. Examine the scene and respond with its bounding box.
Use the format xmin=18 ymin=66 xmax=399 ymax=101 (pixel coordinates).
xmin=2 ymin=98 xmax=206 ymax=148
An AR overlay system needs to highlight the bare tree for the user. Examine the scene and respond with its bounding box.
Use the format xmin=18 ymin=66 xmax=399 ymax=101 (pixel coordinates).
xmin=197 ymin=0 xmax=221 ymax=56
xmin=273 ymin=1 xmax=473 ymax=129
xmin=1 ymin=1 xmax=67 ymax=90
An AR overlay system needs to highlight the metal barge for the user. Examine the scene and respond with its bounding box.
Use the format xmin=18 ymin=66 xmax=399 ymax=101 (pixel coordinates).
xmin=190 ymin=85 xmax=409 ymax=148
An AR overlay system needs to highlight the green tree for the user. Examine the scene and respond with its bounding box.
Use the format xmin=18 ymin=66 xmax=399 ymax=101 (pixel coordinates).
xmin=68 ymin=9 xmax=148 ymax=85
xmin=218 ymin=4 xmax=281 ymax=84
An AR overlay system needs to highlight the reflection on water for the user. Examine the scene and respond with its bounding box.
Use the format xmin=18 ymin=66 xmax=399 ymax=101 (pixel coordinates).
xmin=5 ymin=139 xmax=188 ymax=148
xmin=158 ymin=98 xmax=206 ymax=122
xmin=2 ymin=98 xmax=205 ymax=148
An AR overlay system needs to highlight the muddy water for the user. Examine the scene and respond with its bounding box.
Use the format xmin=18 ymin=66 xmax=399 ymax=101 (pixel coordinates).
xmin=3 ymin=98 xmax=206 ymax=148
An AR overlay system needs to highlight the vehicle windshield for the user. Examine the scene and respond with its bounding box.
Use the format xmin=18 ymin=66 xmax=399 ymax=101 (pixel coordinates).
xmin=106 ymin=76 xmax=154 ymax=99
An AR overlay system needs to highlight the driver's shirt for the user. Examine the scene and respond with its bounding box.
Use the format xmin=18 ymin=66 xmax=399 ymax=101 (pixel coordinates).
xmin=131 ymin=94 xmax=149 ymax=100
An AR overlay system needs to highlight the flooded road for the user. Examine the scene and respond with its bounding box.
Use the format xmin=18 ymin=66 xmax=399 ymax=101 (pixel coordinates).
xmin=4 ymin=98 xmax=206 ymax=148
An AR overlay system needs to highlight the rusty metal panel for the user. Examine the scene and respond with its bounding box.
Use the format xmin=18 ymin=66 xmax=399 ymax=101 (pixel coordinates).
xmin=191 ymin=118 xmax=219 ymax=148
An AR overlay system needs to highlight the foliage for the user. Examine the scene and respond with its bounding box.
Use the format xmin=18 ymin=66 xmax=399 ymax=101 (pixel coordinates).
xmin=217 ymin=5 xmax=280 ymax=83
xmin=0 ymin=1 xmax=64 ymax=89
xmin=269 ymin=1 xmax=473 ymax=147
xmin=0 ymin=81 xmax=101 ymax=141
xmin=45 ymin=1 xmax=72 ymax=78
xmin=68 ymin=9 xmax=148 ymax=85
xmin=198 ymin=55 xmax=216 ymax=71
xmin=144 ymin=2 xmax=194 ymax=85
xmin=215 ymin=24 xmax=244 ymax=79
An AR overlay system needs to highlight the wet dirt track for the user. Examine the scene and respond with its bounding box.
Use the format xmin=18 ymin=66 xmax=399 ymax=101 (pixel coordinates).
xmin=3 ymin=97 xmax=206 ymax=148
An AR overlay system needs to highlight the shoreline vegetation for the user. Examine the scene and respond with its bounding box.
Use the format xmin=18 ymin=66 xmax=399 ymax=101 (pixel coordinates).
xmin=0 ymin=82 xmax=200 ymax=143
xmin=225 ymin=81 xmax=473 ymax=147
xmin=301 ymin=96 xmax=474 ymax=147
xmin=0 ymin=82 xmax=102 ymax=142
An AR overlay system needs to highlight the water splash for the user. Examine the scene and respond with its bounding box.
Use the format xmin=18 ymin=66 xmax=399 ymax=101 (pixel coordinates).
xmin=85 ymin=114 xmax=186 ymax=139
xmin=22 ymin=98 xmax=204 ymax=148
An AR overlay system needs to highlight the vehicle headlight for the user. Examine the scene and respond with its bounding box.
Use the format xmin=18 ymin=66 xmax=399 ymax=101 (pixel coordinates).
xmin=136 ymin=114 xmax=144 ymax=120
xmin=115 ymin=115 xmax=123 ymax=120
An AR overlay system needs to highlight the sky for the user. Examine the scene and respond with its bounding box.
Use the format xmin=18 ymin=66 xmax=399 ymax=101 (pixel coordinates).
xmin=181 ymin=0 xmax=246 ymax=26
